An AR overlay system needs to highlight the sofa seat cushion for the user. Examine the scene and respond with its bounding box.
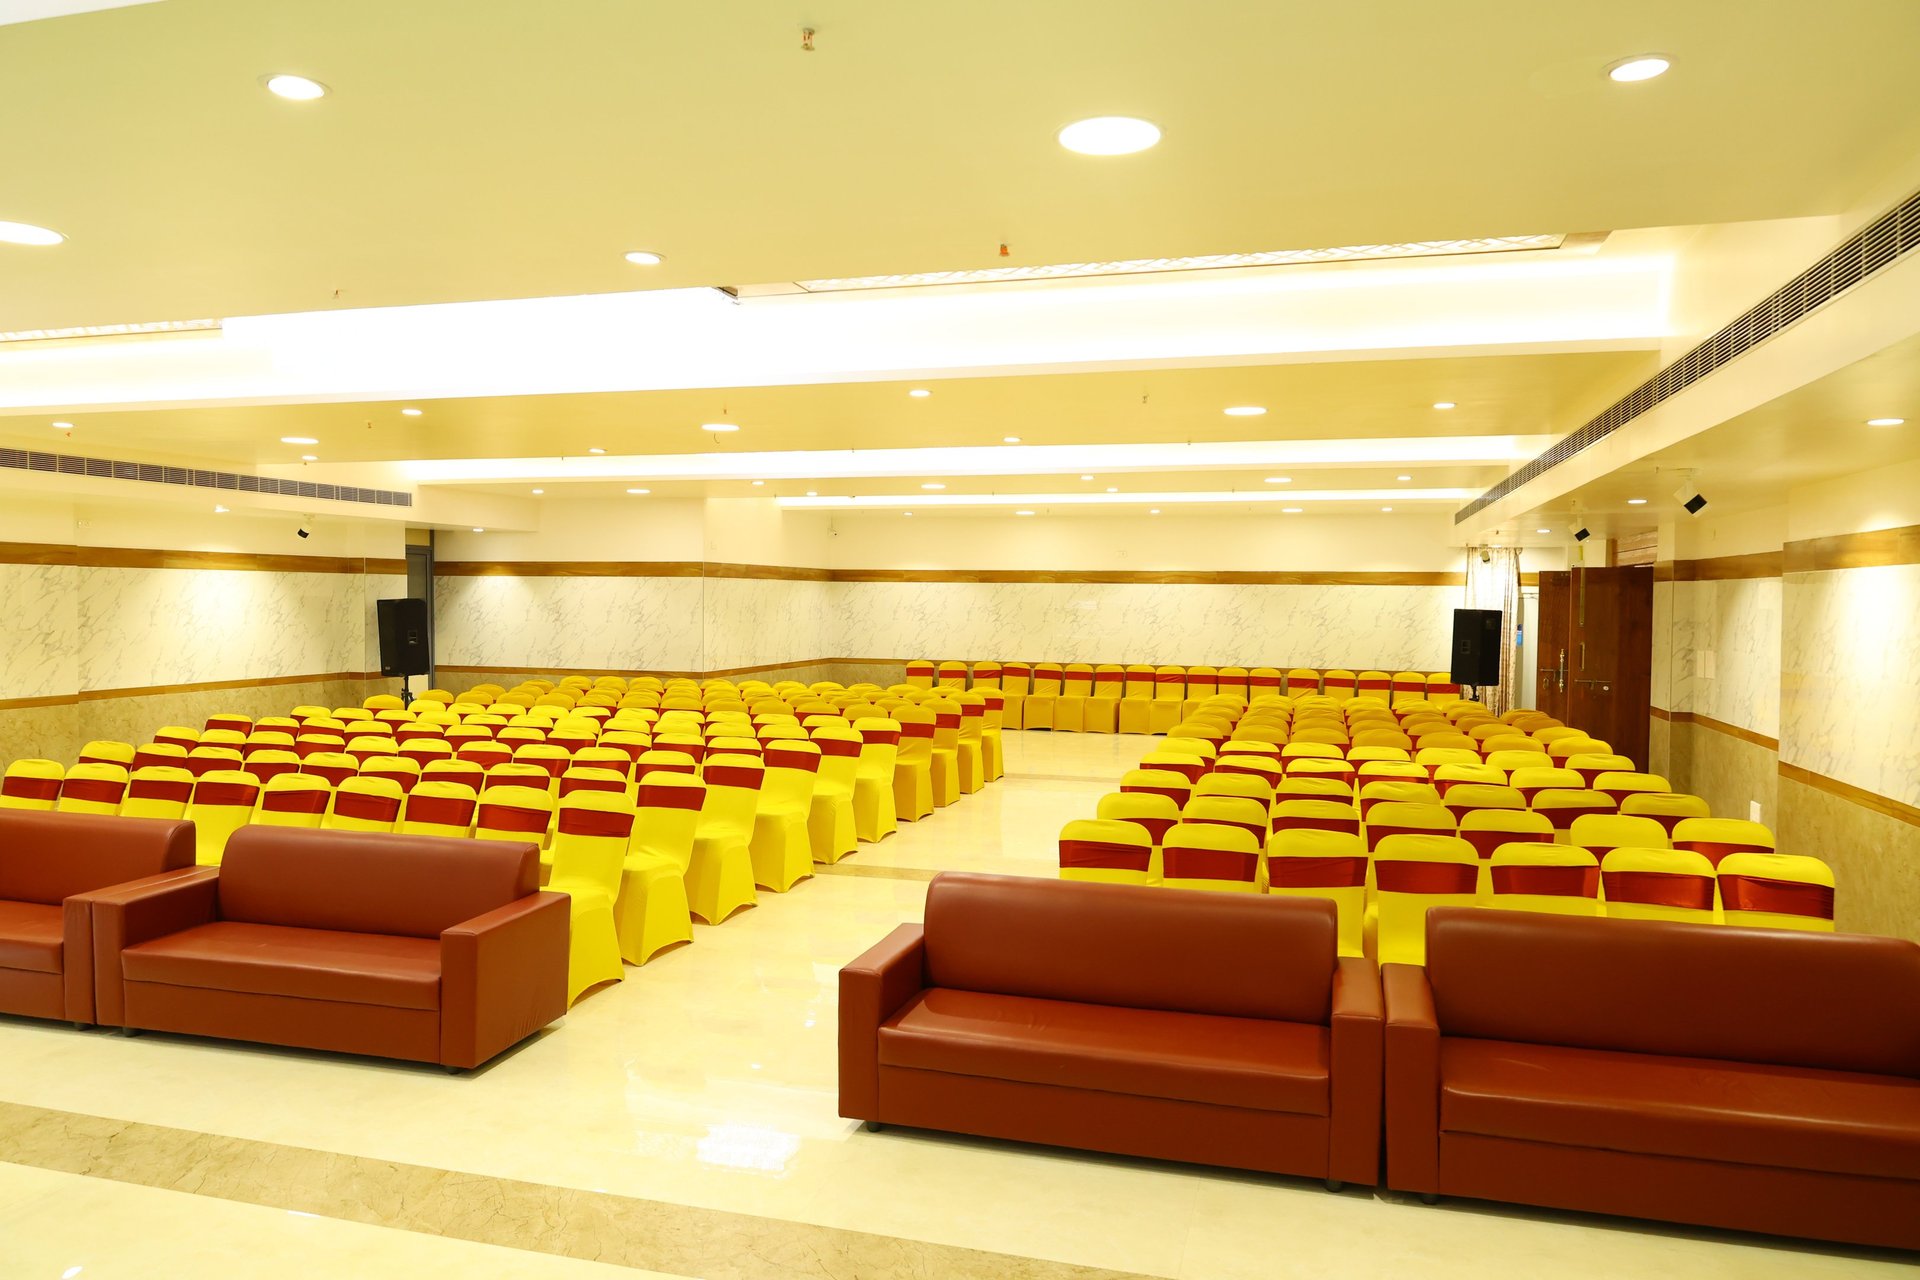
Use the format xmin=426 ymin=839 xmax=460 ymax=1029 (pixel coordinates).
xmin=0 ymin=900 xmax=63 ymax=974
xmin=122 ymin=922 xmax=441 ymax=1012
xmin=1441 ymin=1037 xmax=1920 ymax=1181
xmin=879 ymin=988 xmax=1328 ymax=1115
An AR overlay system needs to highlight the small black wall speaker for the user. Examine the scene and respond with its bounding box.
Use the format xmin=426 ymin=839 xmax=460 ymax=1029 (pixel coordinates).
xmin=1450 ymin=608 xmax=1503 ymax=687
xmin=376 ymin=597 xmax=432 ymax=677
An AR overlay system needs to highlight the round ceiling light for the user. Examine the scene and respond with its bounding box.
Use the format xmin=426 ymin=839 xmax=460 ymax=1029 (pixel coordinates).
xmin=1223 ymin=406 xmax=1267 ymax=417
xmin=751 ymin=479 xmax=765 ymax=486
xmin=531 ymin=489 xmax=544 ymax=495
xmin=400 ymin=407 xmax=422 ymax=416
xmin=1015 ymin=510 xmax=1035 ymax=517
xmin=908 ymin=388 xmax=931 ymax=398
xmin=1607 ymin=55 xmax=1671 ymax=83
xmin=1867 ymin=417 xmax=1906 ymax=427
xmin=471 ymin=527 xmax=485 ymax=533
xmin=51 ymin=421 xmax=72 ymax=430
xmin=1381 ymin=506 xmax=1394 ymax=513
xmin=279 ymin=436 xmax=318 ymax=445
xmin=587 ymin=446 xmax=606 ymax=454
xmin=624 ymin=251 xmax=663 ymax=265
xmin=626 ymin=487 xmax=651 ymax=495
xmin=0 ymin=220 xmax=65 ymax=246
xmin=1003 ymin=436 xmax=1022 ymax=444
xmin=1264 ymin=476 xmax=1291 ymax=484
xmin=1537 ymin=528 xmax=1552 ymax=533
xmin=263 ymin=74 xmax=328 ymax=101
xmin=1396 ymin=474 xmax=1412 ymax=482
xmin=1282 ymin=507 xmax=1303 ymax=514
xmin=1627 ymin=497 xmax=1648 ymax=505
xmin=1058 ymin=116 xmax=1161 ymax=156
xmin=701 ymin=422 xmax=739 ymax=432
xmin=1432 ymin=401 xmax=1457 ymax=411
xmin=300 ymin=454 xmax=317 ymax=462
xmin=921 ymin=482 xmax=946 ymax=490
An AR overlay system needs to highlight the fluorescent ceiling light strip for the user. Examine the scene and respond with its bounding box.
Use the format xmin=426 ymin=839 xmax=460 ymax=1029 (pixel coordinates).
xmin=403 ymin=436 xmax=1551 ymax=485
xmin=0 ymin=318 xmax=220 ymax=344
xmin=792 ymin=236 xmax=1565 ymax=292
xmin=779 ymin=489 xmax=1472 ymax=509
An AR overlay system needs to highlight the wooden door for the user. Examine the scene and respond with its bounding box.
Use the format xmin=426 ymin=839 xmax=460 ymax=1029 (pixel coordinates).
xmin=1535 ymin=567 xmax=1653 ymax=769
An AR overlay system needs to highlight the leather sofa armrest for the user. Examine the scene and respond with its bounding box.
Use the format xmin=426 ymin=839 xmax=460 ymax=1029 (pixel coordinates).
xmin=1329 ymin=955 xmax=1383 ymax=1186
xmin=84 ymin=868 xmax=220 ymax=1028
xmin=1382 ymin=962 xmax=1441 ymax=1194
xmin=440 ymin=891 xmax=571 ymax=1070
xmin=838 ymin=924 xmax=926 ymax=1120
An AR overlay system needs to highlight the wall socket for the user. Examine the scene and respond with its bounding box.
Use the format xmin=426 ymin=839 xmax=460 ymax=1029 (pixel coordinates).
xmin=1749 ymin=800 xmax=1763 ymax=823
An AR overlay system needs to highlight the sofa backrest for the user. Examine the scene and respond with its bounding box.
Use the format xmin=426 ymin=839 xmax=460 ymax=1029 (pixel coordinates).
xmin=1425 ymin=908 xmax=1920 ymax=1078
xmin=218 ymin=827 xmax=539 ymax=938
xmin=922 ymin=871 xmax=1336 ymax=1023
xmin=0 ymin=810 xmax=195 ymax=905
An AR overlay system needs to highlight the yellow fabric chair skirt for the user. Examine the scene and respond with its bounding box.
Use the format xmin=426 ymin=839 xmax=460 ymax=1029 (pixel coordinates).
xmin=1022 ymin=694 xmax=1057 ymax=731
xmin=955 ymin=740 xmax=985 ymax=795
xmin=614 ymin=853 xmax=694 ymax=965
xmin=1060 ymin=866 xmax=1159 ymax=887
xmin=1082 ymin=695 xmax=1120 ymax=733
xmin=749 ymin=805 xmax=815 ymax=891
xmin=1491 ymin=892 xmax=1600 ymax=918
xmin=853 ymin=771 xmax=898 ymax=840
xmin=1116 ymin=698 xmax=1155 ymax=735
xmin=1053 ymin=695 xmax=1087 ymax=733
xmin=1160 ymin=875 xmax=1261 ymax=894
xmin=808 ymin=783 xmax=858 ymax=863
xmin=1147 ymin=700 xmax=1184 ymax=734
xmin=999 ymin=693 xmax=1026 ymax=730
xmin=895 ymin=758 xmax=934 ymax=821
xmin=685 ymin=834 xmax=758 ymax=923
xmin=929 ymin=747 xmax=961 ymax=807
xmin=980 ymin=728 xmax=1005 ymax=782
xmin=547 ymin=879 xmax=624 ymax=1006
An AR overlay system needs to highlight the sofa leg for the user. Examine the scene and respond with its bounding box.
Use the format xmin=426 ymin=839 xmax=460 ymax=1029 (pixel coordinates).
xmin=1324 ymin=1179 xmax=1344 ymax=1193
xmin=444 ymin=1065 xmax=465 ymax=1076
xmin=117 ymin=1025 xmax=140 ymax=1038
xmin=864 ymin=1120 xmax=885 ymax=1133
xmin=1420 ymin=1193 xmax=1441 ymax=1206
xmin=72 ymin=1021 xmax=89 ymax=1032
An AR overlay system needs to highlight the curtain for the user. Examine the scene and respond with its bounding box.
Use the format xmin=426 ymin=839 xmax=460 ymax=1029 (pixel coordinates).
xmin=1463 ymin=547 xmax=1521 ymax=716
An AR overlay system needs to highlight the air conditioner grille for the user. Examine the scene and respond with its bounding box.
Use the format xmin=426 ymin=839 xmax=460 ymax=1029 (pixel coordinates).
xmin=0 ymin=447 xmax=411 ymax=507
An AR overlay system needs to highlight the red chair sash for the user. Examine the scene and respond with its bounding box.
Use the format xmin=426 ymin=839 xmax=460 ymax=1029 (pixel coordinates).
xmin=1268 ymin=855 xmax=1367 ymax=889
xmin=60 ymin=778 xmax=127 ymax=805
xmin=263 ymin=787 xmax=330 ymax=814
xmin=933 ymin=713 xmax=960 ymax=730
xmin=1122 ymin=783 xmax=1188 ymax=804
xmin=637 ymin=760 xmax=698 ymax=779
xmin=1162 ymin=845 xmax=1256 ymax=882
xmin=558 ymin=807 xmax=635 ymax=839
xmin=1154 ymin=672 xmax=1184 ymax=686
xmin=1719 ymin=874 xmax=1833 ymax=919
xmin=899 ymin=721 xmax=935 ymax=740
xmin=1249 ymin=673 xmax=1282 ymax=690
xmin=959 ymin=703 xmax=985 ymax=719
xmin=153 ymin=733 xmax=197 ymax=749
xmin=403 ymin=795 xmax=475 ymax=828
xmin=639 ymin=783 xmax=705 ymax=811
xmin=191 ymin=781 xmax=258 ymax=807
xmin=814 ymin=737 xmax=862 ymax=758
xmin=1058 ymin=839 xmax=1151 ymax=873
xmin=333 ymin=790 xmax=401 ymax=823
xmin=860 ymin=729 xmax=901 ymax=747
xmin=1094 ymin=672 xmax=1125 ymax=688
xmin=705 ymin=765 xmax=764 ymax=791
xmin=1188 ymin=816 xmax=1266 ymax=844
xmin=1540 ymin=803 xmax=1612 ymax=830
xmin=478 ymin=803 xmax=550 ymax=834
xmin=2 ymin=776 xmax=61 ymax=802
xmin=129 ymin=778 xmax=193 ymax=805
xmin=1375 ymin=861 xmax=1478 ymax=894
xmin=247 ymin=762 xmax=300 ymax=782
xmin=1677 ymin=840 xmax=1770 ymax=868
xmin=1491 ymin=864 xmax=1599 ymax=898
xmin=560 ymin=775 xmax=625 ymax=796
xmin=1459 ymin=828 xmax=1550 ymax=858
xmin=1603 ymin=870 xmax=1714 ymax=911
xmin=767 ymin=748 xmax=821 ymax=773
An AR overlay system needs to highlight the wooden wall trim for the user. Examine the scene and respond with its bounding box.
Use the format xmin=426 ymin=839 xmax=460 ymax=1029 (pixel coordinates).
xmin=1783 ymin=523 xmax=1920 ymax=573
xmin=1655 ymin=706 xmax=1781 ymax=751
xmin=0 ymin=671 xmax=383 ymax=712
xmin=0 ymin=693 xmax=78 ymax=711
xmin=435 ymin=560 xmax=707 ymax=578
xmin=438 ymin=562 xmax=1469 ymax=586
xmin=1653 ymin=551 xmax=1785 ymax=582
xmin=1779 ymin=761 xmax=1920 ymax=828
xmin=0 ymin=542 xmax=405 ymax=574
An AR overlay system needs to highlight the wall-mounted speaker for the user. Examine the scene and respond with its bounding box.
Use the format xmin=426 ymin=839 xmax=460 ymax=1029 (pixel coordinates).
xmin=1450 ymin=608 xmax=1503 ymax=688
xmin=376 ymin=597 xmax=431 ymax=677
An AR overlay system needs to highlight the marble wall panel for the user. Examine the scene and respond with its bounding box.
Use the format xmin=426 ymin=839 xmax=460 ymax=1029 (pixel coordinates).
xmin=76 ymin=568 xmax=368 ymax=691
xmin=701 ymin=577 xmax=833 ymax=671
xmin=1672 ymin=578 xmax=1781 ymax=738
xmin=0 ymin=703 xmax=79 ymax=768
xmin=1780 ymin=565 xmax=1920 ymax=809
xmin=1650 ymin=580 xmax=1673 ymax=711
xmin=434 ymin=576 xmax=706 ymax=673
xmin=1679 ymin=722 xmax=1779 ymax=828
xmin=0 ymin=564 xmax=79 ymax=702
xmin=1777 ymin=774 xmax=1920 ymax=942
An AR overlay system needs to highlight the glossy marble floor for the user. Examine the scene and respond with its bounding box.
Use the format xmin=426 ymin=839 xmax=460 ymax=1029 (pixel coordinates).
xmin=0 ymin=732 xmax=1908 ymax=1278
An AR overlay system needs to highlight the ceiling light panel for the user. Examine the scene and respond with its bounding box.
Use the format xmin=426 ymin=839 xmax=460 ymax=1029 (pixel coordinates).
xmin=780 ymin=489 xmax=1472 ymax=510
xmin=790 ymin=236 xmax=1566 ymax=293
xmin=0 ymin=318 xmax=220 ymax=345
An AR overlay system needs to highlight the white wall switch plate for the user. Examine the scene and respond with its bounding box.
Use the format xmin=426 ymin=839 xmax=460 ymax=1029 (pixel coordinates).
xmin=1749 ymin=800 xmax=1763 ymax=823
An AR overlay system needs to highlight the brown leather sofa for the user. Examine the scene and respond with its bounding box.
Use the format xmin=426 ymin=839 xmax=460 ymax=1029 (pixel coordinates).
xmin=840 ymin=871 xmax=1383 ymax=1185
xmin=90 ymin=826 xmax=570 ymax=1069
xmin=0 ymin=810 xmax=196 ymax=1025
xmin=1385 ymin=908 xmax=1920 ymax=1250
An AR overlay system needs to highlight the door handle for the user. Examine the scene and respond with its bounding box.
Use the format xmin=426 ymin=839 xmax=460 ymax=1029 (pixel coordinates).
xmin=1555 ymin=648 xmax=1568 ymax=694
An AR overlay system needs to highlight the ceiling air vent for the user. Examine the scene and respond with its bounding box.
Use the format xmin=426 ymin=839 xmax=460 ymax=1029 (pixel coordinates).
xmin=0 ymin=447 xmax=411 ymax=507
xmin=1459 ymin=186 xmax=1920 ymax=521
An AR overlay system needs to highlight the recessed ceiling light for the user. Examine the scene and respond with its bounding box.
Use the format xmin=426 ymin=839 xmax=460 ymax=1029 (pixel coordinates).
xmin=1003 ymin=436 xmax=1022 ymax=444
xmin=1282 ymin=507 xmax=1304 ymax=514
xmin=701 ymin=422 xmax=739 ymax=432
xmin=1058 ymin=116 xmax=1161 ymax=156
xmin=400 ymin=407 xmax=422 ymax=416
xmin=471 ymin=527 xmax=485 ymax=533
xmin=0 ymin=221 xmax=65 ymax=247
xmin=213 ymin=505 xmax=229 ymax=514
xmin=805 ymin=490 xmax=818 ymax=497
xmin=1867 ymin=417 xmax=1906 ymax=427
xmin=279 ymin=436 xmax=318 ymax=445
xmin=300 ymin=454 xmax=317 ymax=462
xmin=1149 ymin=509 xmax=1161 ymax=515
xmin=1015 ymin=510 xmax=1035 ymax=517
xmin=1396 ymin=474 xmax=1412 ymax=481
xmin=1080 ymin=474 xmax=1094 ymax=481
xmin=1381 ymin=506 xmax=1394 ymax=513
xmin=1536 ymin=527 xmax=1551 ymax=533
xmin=1264 ymin=476 xmax=1291 ymax=484
xmin=751 ymin=479 xmax=765 ymax=486
xmin=903 ymin=511 xmax=913 ymax=517
xmin=1607 ymin=55 xmax=1671 ymax=83
xmin=624 ymin=251 xmax=663 ymax=266
xmin=263 ymin=74 xmax=328 ymax=101
xmin=1627 ymin=497 xmax=1647 ymax=505
xmin=921 ymin=482 xmax=946 ymax=490
xmin=1223 ymin=406 xmax=1267 ymax=417
xmin=531 ymin=489 xmax=544 ymax=495
xmin=908 ymin=388 xmax=931 ymax=398
xmin=588 ymin=447 xmax=606 ymax=454
xmin=51 ymin=421 xmax=72 ymax=430
xmin=626 ymin=487 xmax=651 ymax=495
xmin=1105 ymin=487 xmax=1118 ymax=493
xmin=1432 ymin=401 xmax=1456 ymax=411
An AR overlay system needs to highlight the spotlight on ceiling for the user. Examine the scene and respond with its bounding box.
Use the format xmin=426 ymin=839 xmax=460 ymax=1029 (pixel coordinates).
xmin=263 ymin=74 xmax=328 ymax=100
xmin=1057 ymin=116 xmax=1161 ymax=156
xmin=1607 ymin=55 xmax=1672 ymax=83
xmin=624 ymin=251 xmax=663 ymax=265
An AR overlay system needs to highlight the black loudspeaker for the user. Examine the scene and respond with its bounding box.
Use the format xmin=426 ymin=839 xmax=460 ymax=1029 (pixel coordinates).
xmin=376 ymin=597 xmax=431 ymax=677
xmin=1450 ymin=608 xmax=1503 ymax=687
